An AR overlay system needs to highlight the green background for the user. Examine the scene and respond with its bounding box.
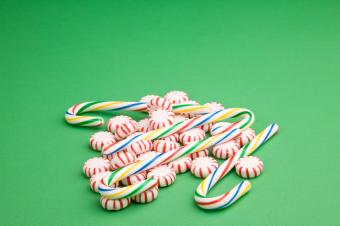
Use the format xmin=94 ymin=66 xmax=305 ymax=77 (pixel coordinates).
xmin=1 ymin=0 xmax=339 ymax=225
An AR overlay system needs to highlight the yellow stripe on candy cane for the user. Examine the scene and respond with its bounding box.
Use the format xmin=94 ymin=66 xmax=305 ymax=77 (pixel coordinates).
xmin=198 ymin=135 xmax=221 ymax=151
xmin=91 ymin=102 xmax=121 ymax=111
xmin=116 ymin=161 xmax=144 ymax=182
xmin=105 ymin=186 xmax=131 ymax=198
xmin=240 ymin=182 xmax=251 ymax=196
xmin=199 ymin=178 xmax=208 ymax=195
xmin=247 ymin=130 xmax=264 ymax=155
xmin=143 ymin=128 xmax=161 ymax=140
xmin=176 ymin=106 xmax=210 ymax=113
xmin=213 ymin=108 xmax=240 ymax=123
xmin=66 ymin=116 xmax=90 ymax=121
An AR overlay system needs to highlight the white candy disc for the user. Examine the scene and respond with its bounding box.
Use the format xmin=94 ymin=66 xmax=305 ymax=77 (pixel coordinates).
xmin=107 ymin=116 xmax=132 ymax=133
xmin=83 ymin=157 xmax=111 ymax=177
xmin=147 ymin=97 xmax=172 ymax=112
xmin=140 ymin=95 xmax=161 ymax=103
xmin=189 ymin=149 xmax=209 ymax=159
xmin=132 ymin=186 xmax=159 ymax=203
xmin=89 ymin=131 xmax=116 ymax=151
xmin=110 ymin=151 xmax=137 ymax=170
xmin=168 ymin=157 xmax=192 ymax=174
xmin=190 ymin=157 xmax=218 ymax=178
xmin=212 ymin=140 xmax=240 ymax=159
xmin=137 ymin=151 xmax=160 ymax=161
xmin=137 ymin=118 xmax=149 ymax=133
xmin=114 ymin=120 xmax=138 ymax=140
xmin=164 ymin=90 xmax=189 ymax=104
xmin=90 ymin=171 xmax=118 ymax=192
xmin=204 ymin=102 xmax=224 ymax=112
xmin=147 ymin=165 xmax=176 ymax=187
xmin=153 ymin=140 xmax=180 ymax=153
xmin=126 ymin=136 xmax=153 ymax=155
xmin=179 ymin=128 xmax=206 ymax=145
xmin=159 ymin=133 xmax=179 ymax=142
xmin=100 ymin=196 xmax=131 ymax=211
xmin=235 ymin=156 xmax=263 ymax=179
xmin=235 ymin=128 xmax=256 ymax=147
xmin=149 ymin=109 xmax=175 ymax=130
xmin=121 ymin=171 xmax=147 ymax=186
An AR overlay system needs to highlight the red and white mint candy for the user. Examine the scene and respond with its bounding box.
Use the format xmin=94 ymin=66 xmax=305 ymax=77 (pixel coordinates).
xmin=107 ymin=115 xmax=132 ymax=133
xmin=100 ymin=197 xmax=131 ymax=211
xmin=147 ymin=97 xmax=172 ymax=112
xmin=137 ymin=118 xmax=149 ymax=133
xmin=212 ymin=140 xmax=240 ymax=159
xmin=168 ymin=157 xmax=192 ymax=174
xmin=204 ymin=102 xmax=224 ymax=112
xmin=137 ymin=151 xmax=159 ymax=161
xmin=90 ymin=171 xmax=118 ymax=192
xmin=180 ymin=128 xmax=206 ymax=145
xmin=159 ymin=133 xmax=180 ymax=142
xmin=89 ymin=131 xmax=116 ymax=151
xmin=235 ymin=128 xmax=256 ymax=147
xmin=199 ymin=123 xmax=214 ymax=133
xmin=149 ymin=109 xmax=175 ymax=130
xmin=189 ymin=149 xmax=209 ymax=159
xmin=190 ymin=157 xmax=218 ymax=178
xmin=164 ymin=90 xmax=189 ymax=104
xmin=83 ymin=157 xmax=111 ymax=177
xmin=140 ymin=95 xmax=161 ymax=103
xmin=153 ymin=140 xmax=180 ymax=153
xmin=132 ymin=186 xmax=159 ymax=204
xmin=121 ymin=171 xmax=147 ymax=186
xmin=114 ymin=120 xmax=138 ymax=141
xmin=126 ymin=135 xmax=153 ymax=155
xmin=110 ymin=150 xmax=136 ymax=170
xmin=147 ymin=165 xmax=176 ymax=187
xmin=235 ymin=156 xmax=263 ymax=179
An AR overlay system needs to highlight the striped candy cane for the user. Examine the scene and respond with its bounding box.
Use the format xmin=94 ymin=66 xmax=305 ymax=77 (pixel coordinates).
xmin=98 ymin=128 xmax=242 ymax=199
xmin=102 ymin=108 xmax=255 ymax=157
xmin=65 ymin=101 xmax=212 ymax=127
xmin=195 ymin=123 xmax=279 ymax=210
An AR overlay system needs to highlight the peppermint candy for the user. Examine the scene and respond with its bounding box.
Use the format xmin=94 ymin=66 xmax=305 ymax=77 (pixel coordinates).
xmin=190 ymin=157 xmax=218 ymax=178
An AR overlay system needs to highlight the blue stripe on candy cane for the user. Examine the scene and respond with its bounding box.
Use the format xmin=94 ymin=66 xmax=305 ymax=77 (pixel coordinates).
xmin=210 ymin=125 xmax=222 ymax=133
xmin=217 ymin=180 xmax=245 ymax=209
xmin=206 ymin=128 xmax=238 ymax=191
xmin=262 ymin=123 xmax=275 ymax=143
xmin=112 ymin=133 xmax=143 ymax=153
xmin=192 ymin=110 xmax=222 ymax=128
xmin=137 ymin=153 xmax=163 ymax=173
xmin=109 ymin=102 xmax=145 ymax=111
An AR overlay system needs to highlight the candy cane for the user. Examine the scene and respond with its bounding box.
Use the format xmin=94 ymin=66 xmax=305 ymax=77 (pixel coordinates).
xmin=98 ymin=128 xmax=242 ymax=199
xmin=194 ymin=123 xmax=279 ymax=210
xmin=102 ymin=108 xmax=255 ymax=157
xmin=65 ymin=101 xmax=212 ymax=127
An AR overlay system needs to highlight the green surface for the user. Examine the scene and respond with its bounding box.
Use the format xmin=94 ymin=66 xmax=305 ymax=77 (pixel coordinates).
xmin=1 ymin=0 xmax=339 ymax=225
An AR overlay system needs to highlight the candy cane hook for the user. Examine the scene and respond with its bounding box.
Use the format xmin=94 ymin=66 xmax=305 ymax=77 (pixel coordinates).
xmin=195 ymin=123 xmax=279 ymax=210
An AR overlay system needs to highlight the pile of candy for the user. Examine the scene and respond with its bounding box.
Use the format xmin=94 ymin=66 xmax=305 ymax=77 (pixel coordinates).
xmin=65 ymin=91 xmax=279 ymax=211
